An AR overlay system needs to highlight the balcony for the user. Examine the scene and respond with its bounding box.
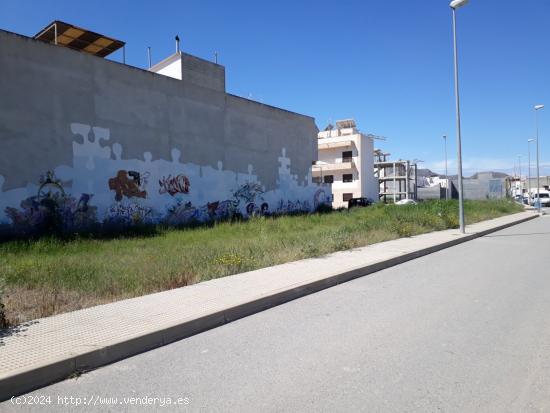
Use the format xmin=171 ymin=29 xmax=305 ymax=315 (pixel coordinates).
xmin=312 ymin=161 xmax=356 ymax=173
xmin=318 ymin=139 xmax=354 ymax=150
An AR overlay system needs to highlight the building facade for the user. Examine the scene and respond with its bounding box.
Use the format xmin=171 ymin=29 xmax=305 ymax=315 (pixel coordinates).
xmin=0 ymin=25 xmax=331 ymax=237
xmin=312 ymin=120 xmax=378 ymax=208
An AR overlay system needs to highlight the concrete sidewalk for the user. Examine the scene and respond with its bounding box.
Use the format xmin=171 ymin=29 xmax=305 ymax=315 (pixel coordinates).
xmin=0 ymin=211 xmax=538 ymax=400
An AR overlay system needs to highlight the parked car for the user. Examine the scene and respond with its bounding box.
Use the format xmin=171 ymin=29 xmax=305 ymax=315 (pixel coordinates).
xmin=395 ymin=199 xmax=417 ymax=206
xmin=531 ymin=192 xmax=550 ymax=207
xmin=348 ymin=197 xmax=372 ymax=208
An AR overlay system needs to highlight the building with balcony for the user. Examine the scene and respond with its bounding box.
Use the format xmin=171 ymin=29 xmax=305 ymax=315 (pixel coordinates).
xmin=312 ymin=119 xmax=378 ymax=208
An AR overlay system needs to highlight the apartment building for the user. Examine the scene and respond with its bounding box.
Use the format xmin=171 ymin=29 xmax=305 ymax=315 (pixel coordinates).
xmin=312 ymin=119 xmax=378 ymax=208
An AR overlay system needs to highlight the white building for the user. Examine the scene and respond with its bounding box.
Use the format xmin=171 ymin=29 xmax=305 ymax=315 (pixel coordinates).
xmin=312 ymin=119 xmax=378 ymax=208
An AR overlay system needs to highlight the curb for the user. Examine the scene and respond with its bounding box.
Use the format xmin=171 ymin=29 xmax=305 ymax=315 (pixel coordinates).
xmin=0 ymin=213 xmax=539 ymax=401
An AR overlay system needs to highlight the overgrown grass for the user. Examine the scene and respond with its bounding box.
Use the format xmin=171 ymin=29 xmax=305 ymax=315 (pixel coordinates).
xmin=0 ymin=275 xmax=7 ymax=328
xmin=0 ymin=199 xmax=522 ymax=324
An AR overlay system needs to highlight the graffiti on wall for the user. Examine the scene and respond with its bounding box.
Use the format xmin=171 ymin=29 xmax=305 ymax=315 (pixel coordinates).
xmin=0 ymin=123 xmax=332 ymax=236
xmin=159 ymin=174 xmax=190 ymax=196
xmin=109 ymin=170 xmax=148 ymax=201
xmin=106 ymin=202 xmax=154 ymax=225
xmin=4 ymin=171 xmax=97 ymax=233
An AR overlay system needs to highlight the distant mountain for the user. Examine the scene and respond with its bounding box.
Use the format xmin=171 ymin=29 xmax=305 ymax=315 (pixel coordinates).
xmin=469 ymin=171 xmax=509 ymax=179
xmin=416 ymin=169 xmax=510 ymax=180
xmin=416 ymin=168 xmax=439 ymax=178
xmin=446 ymin=171 xmax=510 ymax=180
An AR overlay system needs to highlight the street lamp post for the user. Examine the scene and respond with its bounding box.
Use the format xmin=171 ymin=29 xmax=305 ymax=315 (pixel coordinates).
xmin=450 ymin=0 xmax=469 ymax=233
xmin=517 ymin=155 xmax=522 ymax=199
xmin=534 ymin=104 xmax=544 ymax=213
xmin=443 ymin=135 xmax=449 ymax=200
xmin=528 ymin=138 xmax=535 ymax=205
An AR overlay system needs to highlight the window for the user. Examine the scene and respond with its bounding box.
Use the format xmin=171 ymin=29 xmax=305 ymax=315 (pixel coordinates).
xmin=323 ymin=175 xmax=334 ymax=184
xmin=312 ymin=176 xmax=322 ymax=184
xmin=343 ymin=193 xmax=353 ymax=202
xmin=343 ymin=174 xmax=353 ymax=183
xmin=342 ymin=151 xmax=353 ymax=163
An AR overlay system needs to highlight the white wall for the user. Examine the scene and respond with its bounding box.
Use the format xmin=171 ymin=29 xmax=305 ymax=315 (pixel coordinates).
xmin=359 ymin=134 xmax=378 ymax=201
xmin=149 ymin=53 xmax=183 ymax=80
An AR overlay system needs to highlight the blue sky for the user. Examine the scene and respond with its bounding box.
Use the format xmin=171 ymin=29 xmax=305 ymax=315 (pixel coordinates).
xmin=2 ymin=0 xmax=549 ymax=176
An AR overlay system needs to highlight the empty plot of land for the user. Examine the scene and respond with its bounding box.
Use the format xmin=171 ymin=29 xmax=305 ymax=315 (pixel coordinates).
xmin=0 ymin=200 xmax=522 ymax=324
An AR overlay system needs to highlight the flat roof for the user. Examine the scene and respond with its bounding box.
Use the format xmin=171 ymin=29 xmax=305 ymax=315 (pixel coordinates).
xmin=34 ymin=20 xmax=124 ymax=58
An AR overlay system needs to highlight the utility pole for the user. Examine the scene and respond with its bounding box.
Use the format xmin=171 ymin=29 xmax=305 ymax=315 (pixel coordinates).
xmin=528 ymin=138 xmax=535 ymax=205
xmin=443 ymin=135 xmax=449 ymax=200
xmin=518 ymin=155 xmax=522 ymax=199
xmin=534 ymin=104 xmax=544 ymax=213
xmin=450 ymin=0 xmax=469 ymax=233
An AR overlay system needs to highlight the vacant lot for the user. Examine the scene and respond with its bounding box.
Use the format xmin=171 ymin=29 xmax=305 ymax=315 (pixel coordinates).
xmin=0 ymin=199 xmax=522 ymax=325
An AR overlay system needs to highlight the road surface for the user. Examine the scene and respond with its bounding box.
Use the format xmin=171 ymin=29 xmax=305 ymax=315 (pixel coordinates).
xmin=4 ymin=215 xmax=550 ymax=412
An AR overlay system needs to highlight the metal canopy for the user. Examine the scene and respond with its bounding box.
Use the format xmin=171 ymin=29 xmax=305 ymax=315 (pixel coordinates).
xmin=34 ymin=21 xmax=125 ymax=58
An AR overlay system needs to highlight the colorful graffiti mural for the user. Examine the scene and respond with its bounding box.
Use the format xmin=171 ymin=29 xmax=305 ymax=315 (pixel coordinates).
xmin=109 ymin=170 xmax=148 ymax=201
xmin=159 ymin=174 xmax=190 ymax=196
xmin=4 ymin=171 xmax=97 ymax=234
xmin=106 ymin=202 xmax=154 ymax=225
xmin=0 ymin=123 xmax=331 ymax=236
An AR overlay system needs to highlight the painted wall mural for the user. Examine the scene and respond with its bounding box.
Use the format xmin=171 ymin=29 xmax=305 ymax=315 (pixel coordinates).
xmin=109 ymin=170 xmax=148 ymax=201
xmin=158 ymin=174 xmax=190 ymax=196
xmin=0 ymin=123 xmax=331 ymax=236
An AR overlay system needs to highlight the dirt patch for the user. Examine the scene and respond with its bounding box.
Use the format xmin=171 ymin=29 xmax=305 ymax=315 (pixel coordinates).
xmin=3 ymin=286 xmax=131 ymax=325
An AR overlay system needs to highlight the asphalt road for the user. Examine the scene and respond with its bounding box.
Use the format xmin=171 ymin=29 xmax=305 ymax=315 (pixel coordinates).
xmin=5 ymin=216 xmax=550 ymax=412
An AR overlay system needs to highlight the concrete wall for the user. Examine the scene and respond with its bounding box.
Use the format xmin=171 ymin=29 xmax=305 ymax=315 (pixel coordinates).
xmin=524 ymin=176 xmax=550 ymax=191
xmin=451 ymin=173 xmax=507 ymax=200
xmin=0 ymin=30 xmax=330 ymax=235
xmin=358 ymin=135 xmax=378 ymax=202
xmin=417 ymin=186 xmax=445 ymax=200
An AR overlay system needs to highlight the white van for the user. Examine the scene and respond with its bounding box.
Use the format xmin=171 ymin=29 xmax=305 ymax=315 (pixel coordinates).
xmin=531 ymin=190 xmax=550 ymax=207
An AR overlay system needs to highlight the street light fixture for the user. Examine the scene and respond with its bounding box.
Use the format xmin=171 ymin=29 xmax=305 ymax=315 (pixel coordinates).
xmin=534 ymin=104 xmax=544 ymax=213
xmin=528 ymin=138 xmax=535 ymax=205
xmin=450 ymin=0 xmax=469 ymax=233
xmin=450 ymin=0 xmax=469 ymax=8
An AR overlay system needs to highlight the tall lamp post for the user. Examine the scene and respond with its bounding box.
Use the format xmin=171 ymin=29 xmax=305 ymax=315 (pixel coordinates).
xmin=450 ymin=0 xmax=469 ymax=233
xmin=528 ymin=138 xmax=535 ymax=205
xmin=517 ymin=155 xmax=522 ymax=199
xmin=534 ymin=104 xmax=544 ymax=213
xmin=443 ymin=135 xmax=449 ymax=200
